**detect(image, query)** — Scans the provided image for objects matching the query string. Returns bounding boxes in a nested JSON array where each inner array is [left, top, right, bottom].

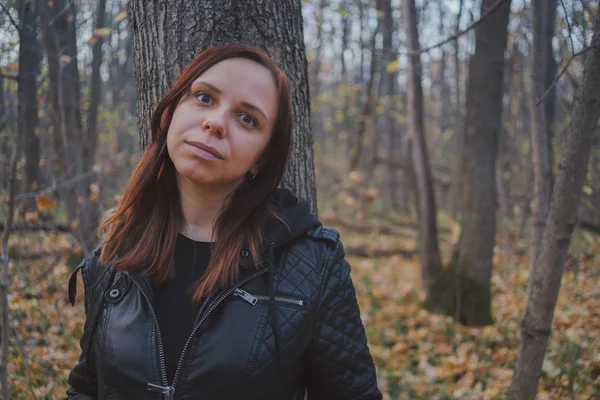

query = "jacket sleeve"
[[65, 258, 98, 399], [302, 240, 382, 400]]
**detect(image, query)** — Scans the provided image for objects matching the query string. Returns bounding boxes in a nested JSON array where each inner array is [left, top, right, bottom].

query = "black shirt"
[[153, 233, 212, 383]]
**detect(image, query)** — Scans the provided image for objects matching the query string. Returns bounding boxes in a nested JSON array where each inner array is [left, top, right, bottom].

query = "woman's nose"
[[202, 116, 225, 138]]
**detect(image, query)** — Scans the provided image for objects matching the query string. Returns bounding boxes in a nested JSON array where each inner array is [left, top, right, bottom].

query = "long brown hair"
[[99, 45, 292, 301]]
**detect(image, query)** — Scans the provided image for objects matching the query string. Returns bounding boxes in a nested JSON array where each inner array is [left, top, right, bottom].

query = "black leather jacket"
[[66, 189, 382, 400]]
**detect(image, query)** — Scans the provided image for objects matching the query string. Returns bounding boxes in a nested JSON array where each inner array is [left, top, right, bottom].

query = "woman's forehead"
[[191, 58, 278, 118]]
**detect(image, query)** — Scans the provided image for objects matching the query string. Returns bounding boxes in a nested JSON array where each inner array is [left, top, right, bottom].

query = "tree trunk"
[[401, 0, 443, 291], [41, 0, 94, 251], [508, 4, 600, 398], [447, 0, 464, 218], [76, 0, 107, 251], [378, 0, 399, 209], [86, 0, 107, 171], [127, 0, 317, 212], [310, 0, 327, 102], [431, 0, 511, 326], [349, 0, 381, 171], [529, 0, 557, 274], [17, 0, 41, 195], [0, 76, 5, 185], [40, 0, 64, 177]]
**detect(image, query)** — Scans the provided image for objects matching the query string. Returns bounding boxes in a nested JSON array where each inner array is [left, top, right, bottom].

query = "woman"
[[66, 44, 382, 400]]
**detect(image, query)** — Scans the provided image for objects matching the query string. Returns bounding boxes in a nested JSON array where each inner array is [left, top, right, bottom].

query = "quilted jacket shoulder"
[[298, 227, 381, 400]]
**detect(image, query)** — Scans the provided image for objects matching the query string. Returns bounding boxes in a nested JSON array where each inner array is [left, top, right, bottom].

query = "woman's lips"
[[186, 142, 223, 160]]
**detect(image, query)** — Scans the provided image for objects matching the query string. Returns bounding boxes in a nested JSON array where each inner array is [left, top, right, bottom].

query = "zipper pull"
[[147, 382, 175, 400], [233, 288, 258, 305]]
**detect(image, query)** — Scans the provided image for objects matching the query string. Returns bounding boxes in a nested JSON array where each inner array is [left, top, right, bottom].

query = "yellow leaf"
[[113, 9, 128, 23], [94, 27, 112, 39], [71, 219, 79, 230], [89, 37, 98, 46], [36, 195, 56, 212], [583, 185, 593, 195], [47, 0, 54, 8], [386, 60, 401, 73]]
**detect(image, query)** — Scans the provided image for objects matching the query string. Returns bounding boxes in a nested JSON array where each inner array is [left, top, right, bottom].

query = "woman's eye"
[[194, 91, 213, 105], [239, 113, 258, 128]]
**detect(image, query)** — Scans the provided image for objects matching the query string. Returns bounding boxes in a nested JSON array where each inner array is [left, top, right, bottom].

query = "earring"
[[247, 170, 257, 180]]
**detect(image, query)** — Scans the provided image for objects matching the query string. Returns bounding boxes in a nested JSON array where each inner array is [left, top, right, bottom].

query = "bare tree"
[[430, 0, 512, 326], [349, 0, 381, 171], [529, 0, 558, 273], [86, 0, 107, 172], [16, 0, 41, 196], [402, 0, 443, 290], [508, 3, 600, 398], [448, 0, 464, 217], [1, 1, 37, 395], [127, 0, 317, 210], [40, 0, 95, 251]]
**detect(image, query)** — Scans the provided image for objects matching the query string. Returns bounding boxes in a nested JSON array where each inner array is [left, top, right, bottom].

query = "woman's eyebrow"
[[194, 81, 222, 94], [240, 101, 268, 120]]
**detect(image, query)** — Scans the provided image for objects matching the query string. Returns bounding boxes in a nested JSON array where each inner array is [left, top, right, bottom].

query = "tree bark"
[[0, 75, 5, 185], [508, 3, 600, 398], [378, 0, 400, 209], [17, 0, 41, 195], [349, 0, 381, 171], [529, 0, 558, 274], [448, 0, 464, 218], [309, 0, 327, 102], [401, 0, 443, 290], [128, 0, 317, 212], [86, 0, 107, 171], [40, 0, 64, 176], [41, 0, 94, 251], [434, 0, 511, 326]]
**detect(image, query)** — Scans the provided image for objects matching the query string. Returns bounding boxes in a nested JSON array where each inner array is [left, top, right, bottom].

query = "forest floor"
[[5, 212, 600, 399]]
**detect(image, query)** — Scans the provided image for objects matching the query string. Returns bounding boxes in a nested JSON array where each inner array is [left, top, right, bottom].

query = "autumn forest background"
[[0, 0, 599, 399]]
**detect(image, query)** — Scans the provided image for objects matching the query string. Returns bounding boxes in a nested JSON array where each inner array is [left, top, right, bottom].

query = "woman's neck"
[[176, 175, 237, 242]]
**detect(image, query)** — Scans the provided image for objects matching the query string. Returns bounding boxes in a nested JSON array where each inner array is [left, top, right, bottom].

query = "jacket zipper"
[[170, 268, 269, 391], [233, 288, 305, 307], [127, 267, 268, 399], [125, 274, 171, 390]]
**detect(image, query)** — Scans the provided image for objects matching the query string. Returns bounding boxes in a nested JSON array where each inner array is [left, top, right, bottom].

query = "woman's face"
[[166, 58, 278, 190]]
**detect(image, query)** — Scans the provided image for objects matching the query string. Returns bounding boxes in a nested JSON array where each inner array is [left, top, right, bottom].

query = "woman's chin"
[[176, 170, 243, 190]]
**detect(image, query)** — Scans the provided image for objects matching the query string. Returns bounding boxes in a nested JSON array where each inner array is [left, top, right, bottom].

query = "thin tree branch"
[[0, 222, 71, 232], [0, 1, 21, 34], [406, 0, 510, 55], [14, 170, 94, 201], [47, 0, 73, 27], [559, 0, 576, 56], [315, 0, 509, 57], [536, 46, 597, 105]]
